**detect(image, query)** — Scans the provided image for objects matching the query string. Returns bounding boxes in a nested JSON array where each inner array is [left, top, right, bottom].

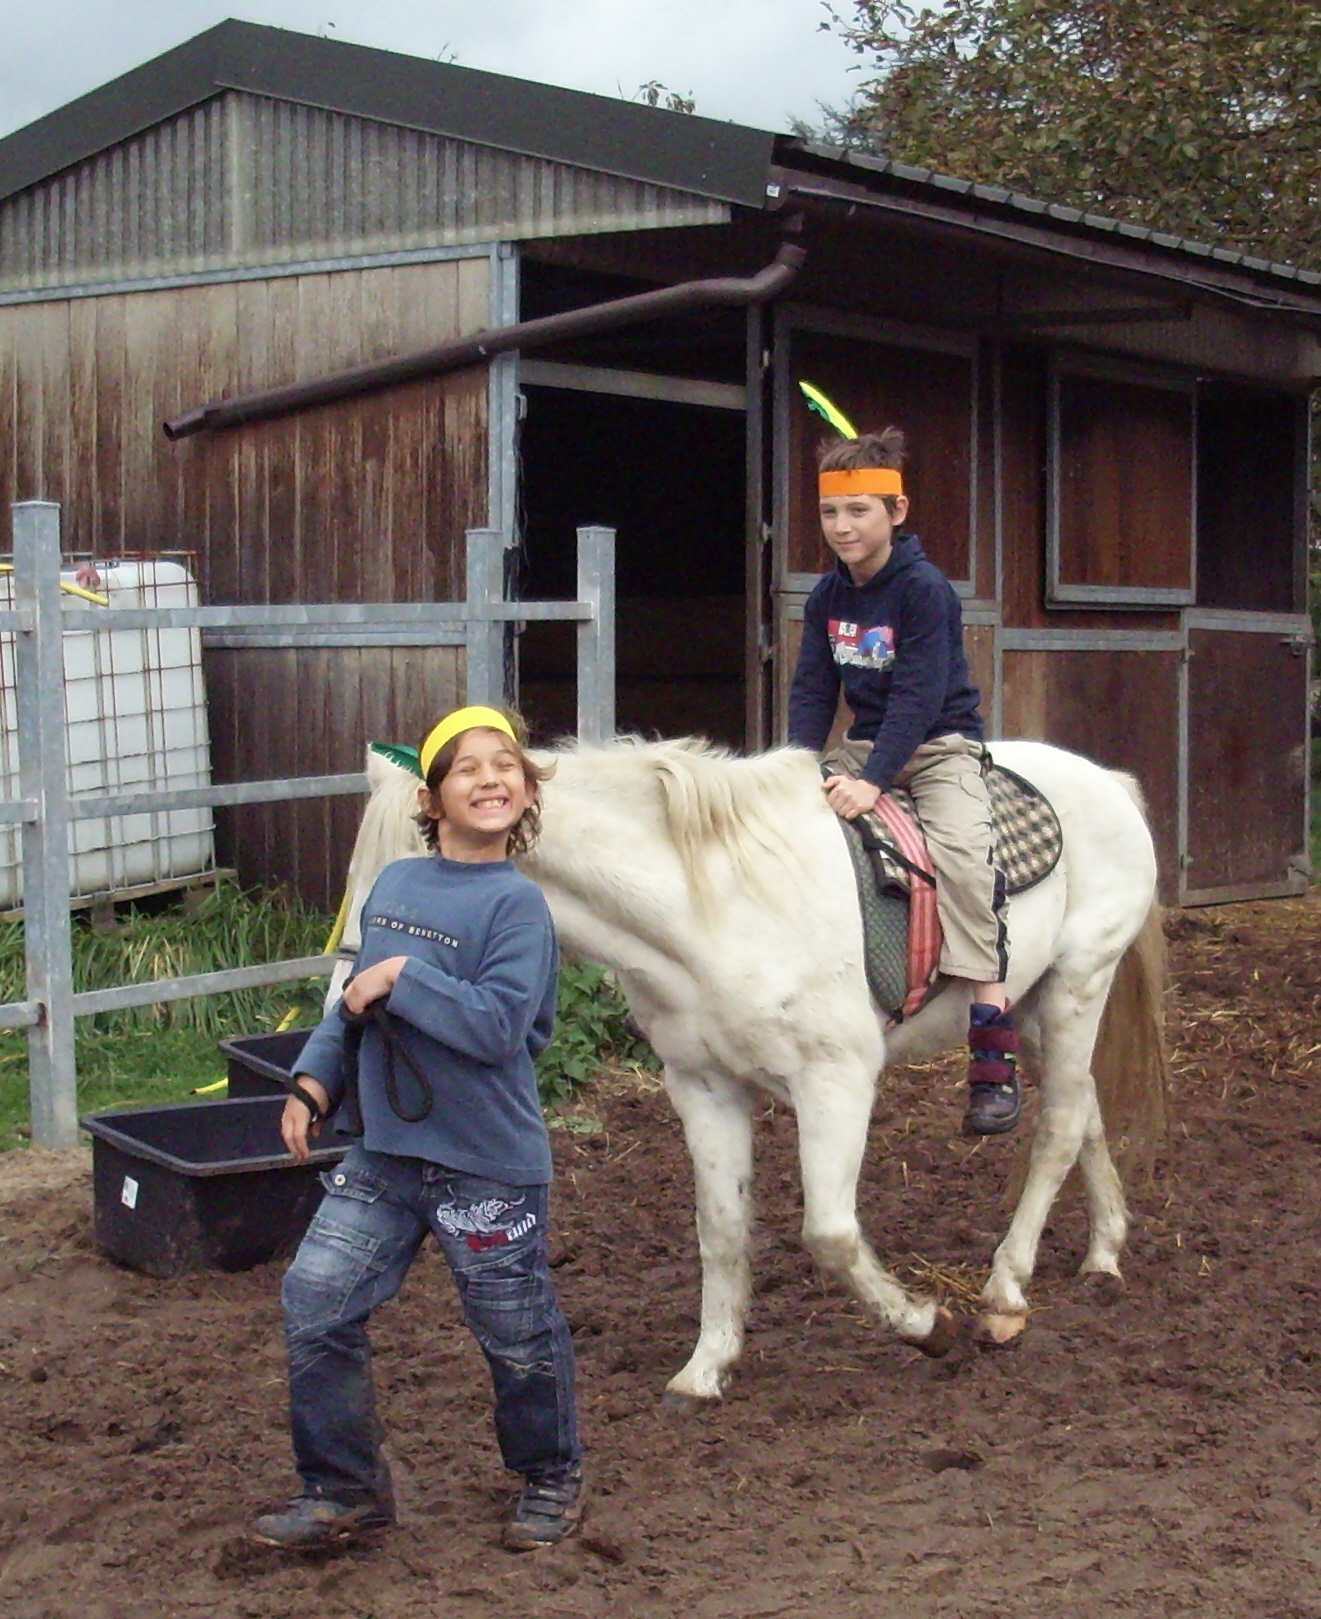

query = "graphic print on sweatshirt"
[[366, 913, 460, 949], [829, 619, 895, 671]]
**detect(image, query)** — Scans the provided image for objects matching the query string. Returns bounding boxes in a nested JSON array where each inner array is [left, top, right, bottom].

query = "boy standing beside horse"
[[253, 707, 584, 1554], [788, 421, 1020, 1136]]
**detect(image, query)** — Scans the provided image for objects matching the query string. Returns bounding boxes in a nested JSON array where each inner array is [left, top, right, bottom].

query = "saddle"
[[832, 760, 1063, 1024]]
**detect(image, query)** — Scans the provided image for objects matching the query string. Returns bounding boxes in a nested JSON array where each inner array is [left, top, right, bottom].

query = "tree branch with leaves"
[[828, 0, 1321, 270]]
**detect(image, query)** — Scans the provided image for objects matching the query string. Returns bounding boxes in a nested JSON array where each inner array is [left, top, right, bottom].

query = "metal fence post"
[[576, 526, 616, 742], [13, 502, 77, 1148], [465, 528, 508, 708]]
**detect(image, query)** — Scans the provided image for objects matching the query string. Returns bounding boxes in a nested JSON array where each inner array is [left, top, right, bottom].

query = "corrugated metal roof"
[[0, 19, 774, 212], [784, 140, 1321, 293], [0, 94, 729, 293]]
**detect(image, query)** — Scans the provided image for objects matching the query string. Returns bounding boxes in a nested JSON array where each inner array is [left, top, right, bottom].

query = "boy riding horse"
[[787, 421, 1019, 1136]]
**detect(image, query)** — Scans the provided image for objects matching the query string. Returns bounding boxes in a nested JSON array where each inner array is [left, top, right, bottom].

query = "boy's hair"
[[817, 426, 908, 517], [415, 708, 549, 857]]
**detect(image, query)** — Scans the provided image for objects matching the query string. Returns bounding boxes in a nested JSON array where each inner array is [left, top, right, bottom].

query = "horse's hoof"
[[974, 1311, 1028, 1347], [904, 1306, 958, 1359], [1080, 1269, 1125, 1307], [660, 1389, 719, 1417]]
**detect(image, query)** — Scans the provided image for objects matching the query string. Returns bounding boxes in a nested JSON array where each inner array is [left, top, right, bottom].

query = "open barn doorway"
[[515, 381, 746, 748]]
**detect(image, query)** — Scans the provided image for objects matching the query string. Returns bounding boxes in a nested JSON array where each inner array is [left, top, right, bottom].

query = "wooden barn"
[[0, 19, 1315, 908]]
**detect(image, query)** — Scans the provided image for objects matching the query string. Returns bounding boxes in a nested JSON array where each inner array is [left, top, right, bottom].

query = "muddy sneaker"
[[501, 1465, 586, 1552], [963, 1004, 1021, 1137], [250, 1495, 392, 1550]]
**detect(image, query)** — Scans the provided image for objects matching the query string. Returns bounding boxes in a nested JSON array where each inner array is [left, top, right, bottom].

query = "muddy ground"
[[3, 898, 1321, 1618]]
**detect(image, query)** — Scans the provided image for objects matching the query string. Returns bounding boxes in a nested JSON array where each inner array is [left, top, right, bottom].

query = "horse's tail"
[[1090, 771, 1170, 1181]]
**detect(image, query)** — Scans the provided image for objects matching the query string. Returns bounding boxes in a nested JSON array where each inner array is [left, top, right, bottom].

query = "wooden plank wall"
[[785, 330, 974, 585], [1001, 648, 1181, 892], [207, 646, 463, 909], [997, 348, 1182, 889], [0, 257, 490, 906]]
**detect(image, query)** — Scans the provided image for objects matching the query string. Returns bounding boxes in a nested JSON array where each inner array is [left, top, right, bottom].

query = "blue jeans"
[[281, 1146, 580, 1506]]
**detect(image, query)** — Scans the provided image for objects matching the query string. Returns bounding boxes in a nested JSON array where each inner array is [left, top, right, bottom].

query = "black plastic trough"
[[218, 1027, 315, 1098], [81, 1094, 347, 1279]]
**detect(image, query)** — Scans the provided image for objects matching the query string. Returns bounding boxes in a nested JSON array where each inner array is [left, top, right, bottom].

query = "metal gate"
[[2, 502, 616, 1148]]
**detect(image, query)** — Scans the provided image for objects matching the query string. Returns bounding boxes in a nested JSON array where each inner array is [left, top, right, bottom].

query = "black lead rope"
[[337, 997, 435, 1124], [287, 1077, 331, 1123]]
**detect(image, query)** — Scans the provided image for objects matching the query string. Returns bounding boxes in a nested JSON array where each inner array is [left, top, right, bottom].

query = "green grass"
[[0, 880, 332, 1151], [0, 880, 655, 1152]]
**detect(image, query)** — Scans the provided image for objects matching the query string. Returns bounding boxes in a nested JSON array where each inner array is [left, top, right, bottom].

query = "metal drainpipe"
[[163, 232, 808, 440]]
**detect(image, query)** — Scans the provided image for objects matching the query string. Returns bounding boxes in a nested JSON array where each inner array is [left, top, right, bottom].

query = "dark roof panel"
[[0, 25, 223, 204], [0, 18, 776, 209], [783, 139, 1321, 292]]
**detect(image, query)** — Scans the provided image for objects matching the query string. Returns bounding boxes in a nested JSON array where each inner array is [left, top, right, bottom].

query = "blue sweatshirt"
[[296, 854, 559, 1185], [787, 533, 983, 792]]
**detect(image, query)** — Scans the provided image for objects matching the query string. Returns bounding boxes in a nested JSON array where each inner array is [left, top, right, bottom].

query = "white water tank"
[[0, 559, 215, 908]]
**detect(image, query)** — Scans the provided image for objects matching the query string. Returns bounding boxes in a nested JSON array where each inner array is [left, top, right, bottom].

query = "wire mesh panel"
[[0, 559, 215, 906]]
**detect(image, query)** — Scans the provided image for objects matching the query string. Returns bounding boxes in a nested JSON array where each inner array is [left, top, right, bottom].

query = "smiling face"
[[417, 727, 535, 862], [818, 491, 909, 584]]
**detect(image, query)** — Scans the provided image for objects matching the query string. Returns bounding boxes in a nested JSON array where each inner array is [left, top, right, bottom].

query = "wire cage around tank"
[[0, 553, 216, 909]]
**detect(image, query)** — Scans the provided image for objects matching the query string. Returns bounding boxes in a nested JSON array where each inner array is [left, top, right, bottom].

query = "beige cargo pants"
[[830, 732, 1008, 984]]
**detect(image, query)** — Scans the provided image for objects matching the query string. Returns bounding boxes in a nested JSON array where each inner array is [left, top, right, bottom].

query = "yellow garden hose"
[[0, 561, 110, 606]]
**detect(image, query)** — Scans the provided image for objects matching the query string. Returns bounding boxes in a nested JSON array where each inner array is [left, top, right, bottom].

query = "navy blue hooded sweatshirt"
[[787, 533, 983, 792]]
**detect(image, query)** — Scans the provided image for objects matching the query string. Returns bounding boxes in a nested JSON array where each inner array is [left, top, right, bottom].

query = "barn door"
[[1182, 616, 1311, 903], [766, 306, 979, 742]]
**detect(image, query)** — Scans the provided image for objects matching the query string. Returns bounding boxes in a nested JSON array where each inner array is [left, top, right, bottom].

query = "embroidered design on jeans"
[[437, 1195, 538, 1250]]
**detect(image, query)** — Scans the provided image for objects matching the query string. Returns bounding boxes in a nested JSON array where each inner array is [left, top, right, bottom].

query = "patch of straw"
[[895, 1253, 987, 1306]]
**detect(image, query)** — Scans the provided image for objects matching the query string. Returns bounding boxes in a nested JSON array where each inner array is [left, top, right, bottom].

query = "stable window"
[[1196, 385, 1305, 614], [1047, 356, 1195, 608]]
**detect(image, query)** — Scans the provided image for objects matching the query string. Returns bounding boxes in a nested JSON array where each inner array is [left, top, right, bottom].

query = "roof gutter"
[[164, 233, 806, 440]]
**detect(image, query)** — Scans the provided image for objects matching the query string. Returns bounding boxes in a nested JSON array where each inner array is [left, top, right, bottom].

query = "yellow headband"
[[420, 706, 517, 780], [819, 468, 905, 499]]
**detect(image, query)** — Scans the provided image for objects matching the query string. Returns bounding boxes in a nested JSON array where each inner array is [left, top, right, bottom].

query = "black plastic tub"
[[82, 1094, 348, 1279], [218, 1028, 314, 1098]]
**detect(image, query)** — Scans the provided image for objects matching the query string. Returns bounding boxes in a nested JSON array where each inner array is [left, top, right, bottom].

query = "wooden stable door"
[[1183, 622, 1311, 903]]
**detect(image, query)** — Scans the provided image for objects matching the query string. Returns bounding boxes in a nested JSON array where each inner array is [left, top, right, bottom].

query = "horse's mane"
[[346, 737, 825, 934], [547, 736, 822, 909]]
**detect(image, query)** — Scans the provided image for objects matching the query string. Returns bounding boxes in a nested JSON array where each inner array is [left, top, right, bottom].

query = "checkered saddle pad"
[[837, 762, 1062, 1022]]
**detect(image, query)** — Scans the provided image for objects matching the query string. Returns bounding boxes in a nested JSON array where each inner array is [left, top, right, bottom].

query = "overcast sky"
[[0, 0, 865, 141]]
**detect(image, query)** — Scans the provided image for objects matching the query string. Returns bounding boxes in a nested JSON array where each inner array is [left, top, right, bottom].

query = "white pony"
[[332, 737, 1167, 1406]]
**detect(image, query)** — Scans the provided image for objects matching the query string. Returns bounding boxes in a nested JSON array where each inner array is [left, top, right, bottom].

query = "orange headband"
[[819, 469, 904, 498]]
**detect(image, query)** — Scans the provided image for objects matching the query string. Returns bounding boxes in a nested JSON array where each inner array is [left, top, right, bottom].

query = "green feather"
[[369, 740, 423, 778], [799, 381, 858, 440]]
